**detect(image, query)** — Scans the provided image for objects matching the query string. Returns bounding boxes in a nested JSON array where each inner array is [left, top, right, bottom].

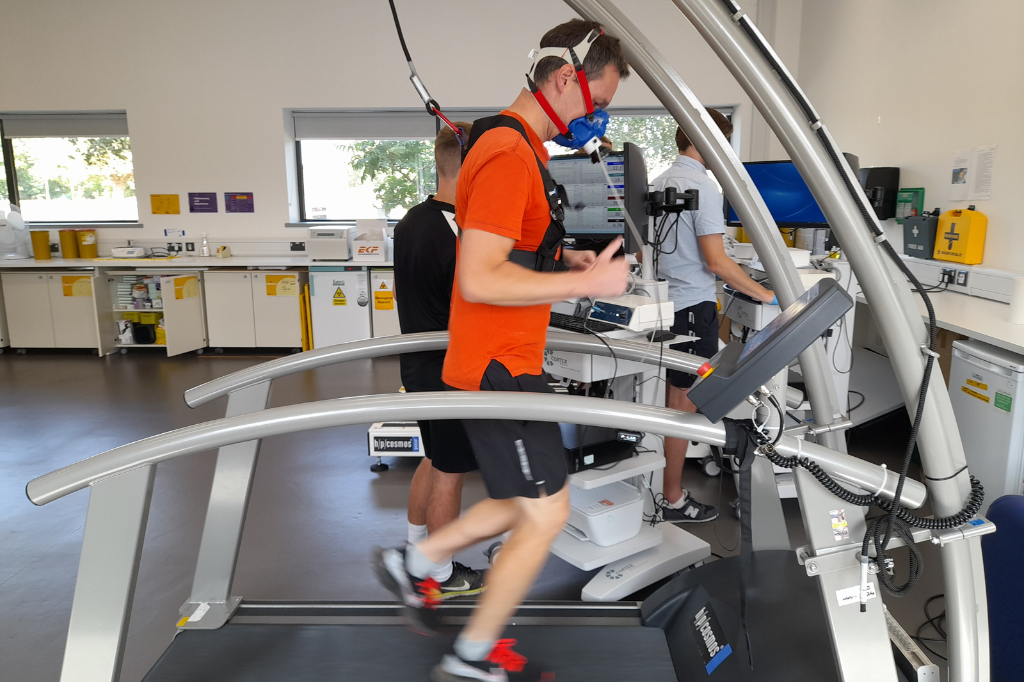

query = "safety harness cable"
[[387, 0, 465, 145]]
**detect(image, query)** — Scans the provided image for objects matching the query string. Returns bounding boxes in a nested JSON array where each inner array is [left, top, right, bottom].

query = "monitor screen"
[[726, 161, 828, 227], [547, 153, 625, 236]]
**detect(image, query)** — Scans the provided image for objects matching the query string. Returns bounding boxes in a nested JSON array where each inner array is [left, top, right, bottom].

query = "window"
[[298, 138, 435, 221], [545, 108, 735, 181], [0, 150, 8, 216], [0, 112, 138, 223]]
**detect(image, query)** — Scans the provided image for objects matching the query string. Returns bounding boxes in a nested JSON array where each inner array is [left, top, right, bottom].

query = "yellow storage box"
[[139, 312, 163, 325], [933, 206, 986, 265], [123, 311, 141, 323]]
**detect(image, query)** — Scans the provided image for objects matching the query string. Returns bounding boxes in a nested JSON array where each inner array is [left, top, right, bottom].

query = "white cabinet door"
[[310, 270, 371, 348], [92, 274, 117, 356], [1, 272, 55, 348], [251, 271, 304, 348], [204, 272, 256, 347], [47, 274, 98, 348], [161, 274, 207, 356], [370, 269, 401, 337]]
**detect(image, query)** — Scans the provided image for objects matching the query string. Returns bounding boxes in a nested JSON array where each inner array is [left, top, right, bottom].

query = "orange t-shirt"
[[442, 111, 553, 391]]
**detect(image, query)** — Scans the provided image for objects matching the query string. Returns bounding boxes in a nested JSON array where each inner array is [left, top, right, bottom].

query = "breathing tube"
[[387, 0, 465, 145]]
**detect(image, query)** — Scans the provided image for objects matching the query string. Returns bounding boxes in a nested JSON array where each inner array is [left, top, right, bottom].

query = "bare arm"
[[458, 230, 627, 307], [698, 233, 774, 304]]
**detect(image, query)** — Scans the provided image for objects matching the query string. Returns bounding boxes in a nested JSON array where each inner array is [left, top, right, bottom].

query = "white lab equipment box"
[[309, 267, 370, 348], [948, 339, 1024, 514], [367, 421, 423, 459], [369, 269, 401, 338], [566, 481, 644, 547]]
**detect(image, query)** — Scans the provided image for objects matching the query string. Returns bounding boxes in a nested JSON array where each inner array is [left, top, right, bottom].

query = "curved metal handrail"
[[28, 391, 925, 509], [184, 331, 705, 408]]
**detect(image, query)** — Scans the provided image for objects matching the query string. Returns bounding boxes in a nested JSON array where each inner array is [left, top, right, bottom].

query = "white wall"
[[798, 0, 1024, 270], [0, 0, 768, 251]]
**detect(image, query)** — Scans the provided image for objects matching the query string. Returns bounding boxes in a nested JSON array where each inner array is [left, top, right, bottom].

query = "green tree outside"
[[605, 116, 679, 175], [345, 139, 436, 216]]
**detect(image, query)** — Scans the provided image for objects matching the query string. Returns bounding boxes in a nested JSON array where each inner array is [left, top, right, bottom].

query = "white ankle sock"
[[429, 559, 454, 583], [407, 523, 428, 545]]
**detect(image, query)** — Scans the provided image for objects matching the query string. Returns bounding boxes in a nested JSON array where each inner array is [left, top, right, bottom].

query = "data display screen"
[[726, 161, 828, 227], [548, 153, 625, 235]]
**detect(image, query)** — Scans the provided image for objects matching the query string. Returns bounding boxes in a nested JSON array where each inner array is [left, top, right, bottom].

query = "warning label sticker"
[[966, 378, 988, 391], [961, 385, 990, 403], [333, 287, 346, 306], [374, 280, 394, 310], [830, 509, 849, 541]]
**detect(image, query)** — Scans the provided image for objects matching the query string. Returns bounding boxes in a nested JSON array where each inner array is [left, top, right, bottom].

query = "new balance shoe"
[[432, 639, 555, 682], [660, 494, 719, 523], [439, 561, 486, 600], [372, 546, 441, 634]]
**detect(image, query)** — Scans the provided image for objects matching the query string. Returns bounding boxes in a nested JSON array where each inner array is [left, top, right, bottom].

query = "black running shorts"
[[403, 353, 478, 474], [417, 419, 478, 474], [666, 301, 720, 390], [457, 360, 568, 499]]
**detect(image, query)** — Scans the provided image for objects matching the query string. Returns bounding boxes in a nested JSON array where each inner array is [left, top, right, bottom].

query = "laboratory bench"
[[0, 256, 397, 355]]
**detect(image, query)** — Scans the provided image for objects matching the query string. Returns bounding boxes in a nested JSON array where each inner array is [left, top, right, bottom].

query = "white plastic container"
[[566, 481, 644, 547]]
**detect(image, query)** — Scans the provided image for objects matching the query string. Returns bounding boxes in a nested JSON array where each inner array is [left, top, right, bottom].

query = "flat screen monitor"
[[547, 142, 646, 253], [726, 160, 828, 228]]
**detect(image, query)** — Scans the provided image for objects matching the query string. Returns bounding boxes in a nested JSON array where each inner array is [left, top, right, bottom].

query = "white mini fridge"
[[948, 339, 1024, 514], [309, 266, 371, 348]]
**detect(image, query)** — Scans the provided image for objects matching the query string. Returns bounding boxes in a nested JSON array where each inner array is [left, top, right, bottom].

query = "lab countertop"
[[857, 289, 1024, 357], [0, 256, 394, 269]]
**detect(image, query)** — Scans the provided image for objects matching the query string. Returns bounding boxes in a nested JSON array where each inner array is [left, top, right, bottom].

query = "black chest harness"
[[461, 115, 569, 273]]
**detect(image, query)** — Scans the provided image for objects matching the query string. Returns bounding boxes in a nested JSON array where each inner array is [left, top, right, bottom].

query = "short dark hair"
[[435, 122, 472, 179], [676, 108, 733, 153], [534, 19, 630, 85]]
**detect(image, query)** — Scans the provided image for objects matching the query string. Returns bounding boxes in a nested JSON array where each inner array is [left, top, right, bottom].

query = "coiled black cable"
[[862, 514, 922, 597]]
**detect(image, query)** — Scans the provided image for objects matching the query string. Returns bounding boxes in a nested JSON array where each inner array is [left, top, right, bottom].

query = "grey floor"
[[0, 349, 948, 682]]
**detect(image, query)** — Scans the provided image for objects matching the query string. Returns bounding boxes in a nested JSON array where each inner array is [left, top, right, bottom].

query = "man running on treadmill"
[[651, 111, 776, 523], [377, 19, 630, 681], [394, 122, 486, 600]]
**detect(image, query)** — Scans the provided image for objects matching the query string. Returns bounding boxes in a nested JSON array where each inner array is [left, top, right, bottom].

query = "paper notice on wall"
[[970, 146, 996, 201], [950, 149, 970, 201], [950, 146, 997, 202]]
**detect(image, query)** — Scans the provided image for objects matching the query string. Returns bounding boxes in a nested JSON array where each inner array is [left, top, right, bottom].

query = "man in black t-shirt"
[[393, 122, 485, 599]]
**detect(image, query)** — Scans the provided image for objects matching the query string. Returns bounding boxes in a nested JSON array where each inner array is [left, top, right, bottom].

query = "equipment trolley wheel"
[[700, 454, 721, 477]]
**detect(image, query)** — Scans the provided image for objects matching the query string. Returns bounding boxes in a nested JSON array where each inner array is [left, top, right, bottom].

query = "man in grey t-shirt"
[[652, 108, 775, 523]]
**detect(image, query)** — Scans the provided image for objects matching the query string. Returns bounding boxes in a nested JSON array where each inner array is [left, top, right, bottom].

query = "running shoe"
[[372, 546, 441, 634], [660, 494, 719, 523], [432, 639, 555, 681], [439, 561, 486, 600]]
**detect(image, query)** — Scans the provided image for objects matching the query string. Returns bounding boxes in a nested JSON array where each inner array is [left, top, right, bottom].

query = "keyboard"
[[549, 311, 619, 334], [724, 279, 773, 303]]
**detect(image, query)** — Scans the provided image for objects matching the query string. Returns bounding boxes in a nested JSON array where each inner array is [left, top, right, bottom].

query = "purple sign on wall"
[[188, 192, 218, 213], [225, 192, 255, 213]]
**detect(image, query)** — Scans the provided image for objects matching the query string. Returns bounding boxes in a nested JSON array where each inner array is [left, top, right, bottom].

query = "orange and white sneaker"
[[431, 639, 555, 681]]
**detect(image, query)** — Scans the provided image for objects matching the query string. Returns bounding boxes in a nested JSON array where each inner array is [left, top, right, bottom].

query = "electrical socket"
[[956, 270, 969, 286], [290, 241, 306, 252], [941, 268, 955, 284], [185, 242, 195, 252], [175, 242, 183, 252]]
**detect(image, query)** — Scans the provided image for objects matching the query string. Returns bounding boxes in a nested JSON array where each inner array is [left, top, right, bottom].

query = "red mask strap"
[[567, 47, 595, 117], [527, 75, 570, 136]]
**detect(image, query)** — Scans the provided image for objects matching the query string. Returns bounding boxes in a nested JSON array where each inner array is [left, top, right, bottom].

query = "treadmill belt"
[[143, 623, 677, 682]]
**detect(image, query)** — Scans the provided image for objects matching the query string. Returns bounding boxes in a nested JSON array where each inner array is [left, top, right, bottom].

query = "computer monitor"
[[547, 142, 646, 253], [725, 160, 828, 228]]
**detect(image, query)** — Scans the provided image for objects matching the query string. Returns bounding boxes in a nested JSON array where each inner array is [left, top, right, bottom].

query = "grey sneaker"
[[661, 495, 719, 523], [372, 546, 440, 634]]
